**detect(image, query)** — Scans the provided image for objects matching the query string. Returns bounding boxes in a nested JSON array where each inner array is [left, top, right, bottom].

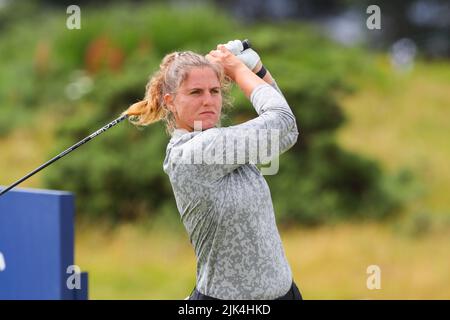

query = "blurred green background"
[[0, 0, 449, 299]]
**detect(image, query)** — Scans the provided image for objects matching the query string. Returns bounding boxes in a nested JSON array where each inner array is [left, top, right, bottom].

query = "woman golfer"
[[123, 40, 301, 300]]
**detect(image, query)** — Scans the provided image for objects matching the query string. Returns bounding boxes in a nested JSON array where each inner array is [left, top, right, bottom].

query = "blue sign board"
[[0, 187, 88, 300]]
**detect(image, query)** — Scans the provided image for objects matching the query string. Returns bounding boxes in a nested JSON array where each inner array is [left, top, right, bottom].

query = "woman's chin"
[[202, 123, 216, 130], [194, 119, 218, 130]]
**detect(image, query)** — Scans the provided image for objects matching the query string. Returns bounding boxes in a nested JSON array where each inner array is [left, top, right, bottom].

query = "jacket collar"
[[171, 128, 191, 140]]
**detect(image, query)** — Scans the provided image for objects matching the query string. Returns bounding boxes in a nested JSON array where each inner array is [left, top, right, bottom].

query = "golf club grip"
[[242, 39, 251, 51]]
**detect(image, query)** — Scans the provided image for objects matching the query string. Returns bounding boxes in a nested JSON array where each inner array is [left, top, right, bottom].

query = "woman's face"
[[165, 67, 222, 132]]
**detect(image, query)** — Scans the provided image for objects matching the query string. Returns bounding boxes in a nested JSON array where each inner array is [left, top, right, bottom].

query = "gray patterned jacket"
[[163, 83, 299, 299]]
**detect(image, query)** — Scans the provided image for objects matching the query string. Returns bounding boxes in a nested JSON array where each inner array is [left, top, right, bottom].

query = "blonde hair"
[[122, 51, 232, 135]]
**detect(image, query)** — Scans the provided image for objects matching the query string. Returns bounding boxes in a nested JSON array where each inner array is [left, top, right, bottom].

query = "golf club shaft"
[[0, 114, 128, 197]]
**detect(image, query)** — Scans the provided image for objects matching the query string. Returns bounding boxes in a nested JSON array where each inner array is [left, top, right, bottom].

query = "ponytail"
[[122, 71, 169, 126], [122, 51, 230, 135]]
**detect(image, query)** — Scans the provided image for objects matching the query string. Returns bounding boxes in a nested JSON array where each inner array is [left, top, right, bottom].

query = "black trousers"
[[189, 281, 303, 300]]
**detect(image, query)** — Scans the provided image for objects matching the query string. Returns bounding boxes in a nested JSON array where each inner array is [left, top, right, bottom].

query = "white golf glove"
[[224, 39, 260, 71]]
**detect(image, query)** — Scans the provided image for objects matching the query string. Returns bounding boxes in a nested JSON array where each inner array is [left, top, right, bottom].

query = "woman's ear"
[[164, 93, 175, 113]]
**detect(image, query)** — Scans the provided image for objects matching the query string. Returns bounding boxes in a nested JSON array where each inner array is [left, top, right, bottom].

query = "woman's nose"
[[202, 92, 215, 105]]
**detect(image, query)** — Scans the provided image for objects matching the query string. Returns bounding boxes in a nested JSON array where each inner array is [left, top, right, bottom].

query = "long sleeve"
[[162, 85, 296, 300], [166, 83, 299, 181]]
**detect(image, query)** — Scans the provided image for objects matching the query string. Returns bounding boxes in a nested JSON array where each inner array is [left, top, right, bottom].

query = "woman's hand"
[[207, 44, 266, 98], [224, 40, 262, 73], [205, 45, 247, 81]]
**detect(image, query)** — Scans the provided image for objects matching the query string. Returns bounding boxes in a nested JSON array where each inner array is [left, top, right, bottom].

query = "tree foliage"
[[0, 3, 410, 224]]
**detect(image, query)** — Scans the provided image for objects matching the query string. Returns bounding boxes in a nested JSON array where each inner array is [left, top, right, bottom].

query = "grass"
[[75, 221, 450, 299], [0, 110, 57, 189], [74, 219, 196, 299], [285, 223, 450, 299], [337, 57, 450, 216]]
